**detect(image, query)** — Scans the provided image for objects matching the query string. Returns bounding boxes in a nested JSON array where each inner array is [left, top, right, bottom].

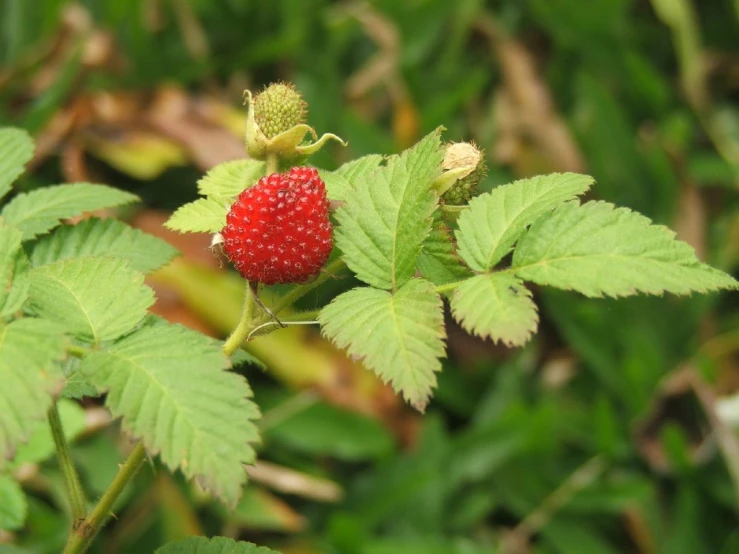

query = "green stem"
[[266, 153, 280, 175], [48, 403, 87, 521], [272, 257, 346, 314], [244, 310, 321, 341], [62, 442, 147, 554], [283, 309, 320, 321], [223, 282, 257, 356], [434, 280, 466, 295]]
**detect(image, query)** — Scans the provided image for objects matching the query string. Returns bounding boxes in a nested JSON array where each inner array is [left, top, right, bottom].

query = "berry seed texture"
[[222, 167, 333, 285]]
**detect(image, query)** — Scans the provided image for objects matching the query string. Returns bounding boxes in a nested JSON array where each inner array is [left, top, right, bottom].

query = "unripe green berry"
[[253, 82, 308, 139], [440, 142, 486, 205]]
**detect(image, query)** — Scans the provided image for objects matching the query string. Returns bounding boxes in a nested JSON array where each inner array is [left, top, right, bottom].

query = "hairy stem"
[[223, 282, 257, 356], [62, 442, 147, 554], [283, 309, 321, 321], [245, 310, 321, 341], [48, 402, 86, 521], [272, 257, 346, 314]]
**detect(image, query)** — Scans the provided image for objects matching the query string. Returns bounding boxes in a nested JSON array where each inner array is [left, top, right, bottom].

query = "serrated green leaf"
[[320, 154, 384, 202], [1, 183, 138, 240], [456, 173, 594, 271], [230, 348, 267, 371], [450, 273, 538, 347], [335, 153, 384, 181], [79, 324, 260, 508], [30, 218, 179, 274], [11, 399, 85, 467], [165, 197, 230, 234], [319, 279, 446, 411], [512, 200, 739, 297], [28, 257, 154, 343], [197, 159, 266, 198], [0, 475, 26, 531], [0, 318, 67, 469], [317, 169, 352, 202], [0, 224, 29, 318], [1, 257, 28, 319], [335, 130, 444, 290], [0, 128, 34, 202], [155, 536, 281, 554], [61, 370, 99, 399], [416, 215, 472, 287]]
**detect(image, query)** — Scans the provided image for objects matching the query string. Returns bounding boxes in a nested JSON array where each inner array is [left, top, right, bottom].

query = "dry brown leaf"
[[674, 181, 707, 259], [343, 2, 419, 147], [246, 460, 343, 503], [476, 14, 586, 175]]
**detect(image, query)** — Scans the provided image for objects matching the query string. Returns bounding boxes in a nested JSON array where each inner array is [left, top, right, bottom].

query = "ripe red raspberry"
[[222, 167, 333, 285]]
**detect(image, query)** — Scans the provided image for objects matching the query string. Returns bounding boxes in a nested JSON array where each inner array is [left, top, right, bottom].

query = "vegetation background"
[[1, 0, 739, 552]]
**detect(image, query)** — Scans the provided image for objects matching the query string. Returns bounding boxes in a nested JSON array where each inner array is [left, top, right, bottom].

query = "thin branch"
[[62, 442, 147, 554], [48, 402, 87, 521]]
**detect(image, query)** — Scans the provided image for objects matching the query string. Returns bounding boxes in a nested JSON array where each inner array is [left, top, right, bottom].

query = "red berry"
[[221, 167, 333, 285]]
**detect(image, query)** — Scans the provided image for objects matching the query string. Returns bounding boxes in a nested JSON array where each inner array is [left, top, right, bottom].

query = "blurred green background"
[[2, 0, 739, 553]]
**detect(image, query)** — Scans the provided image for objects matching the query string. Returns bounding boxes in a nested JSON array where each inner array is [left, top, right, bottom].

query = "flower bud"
[[243, 82, 346, 161], [434, 142, 487, 205]]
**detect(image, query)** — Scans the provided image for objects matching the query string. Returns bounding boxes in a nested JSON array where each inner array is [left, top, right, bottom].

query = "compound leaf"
[[1, 183, 138, 240], [79, 323, 260, 508], [317, 169, 351, 202], [31, 218, 178, 274], [319, 279, 446, 411], [335, 154, 384, 182], [28, 257, 154, 344], [165, 197, 229, 234], [197, 159, 265, 199], [416, 214, 472, 287], [450, 273, 538, 347], [0, 318, 67, 469], [321, 154, 384, 201], [456, 173, 594, 271], [0, 127, 34, 202], [334, 129, 443, 290], [0, 224, 29, 318], [513, 200, 739, 297]]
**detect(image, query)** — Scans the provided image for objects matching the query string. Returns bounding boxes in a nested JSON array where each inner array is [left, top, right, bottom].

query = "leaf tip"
[[410, 396, 429, 413]]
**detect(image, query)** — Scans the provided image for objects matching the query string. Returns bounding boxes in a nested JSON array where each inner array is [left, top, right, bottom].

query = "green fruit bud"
[[253, 82, 307, 139], [437, 142, 487, 205], [243, 82, 346, 161]]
